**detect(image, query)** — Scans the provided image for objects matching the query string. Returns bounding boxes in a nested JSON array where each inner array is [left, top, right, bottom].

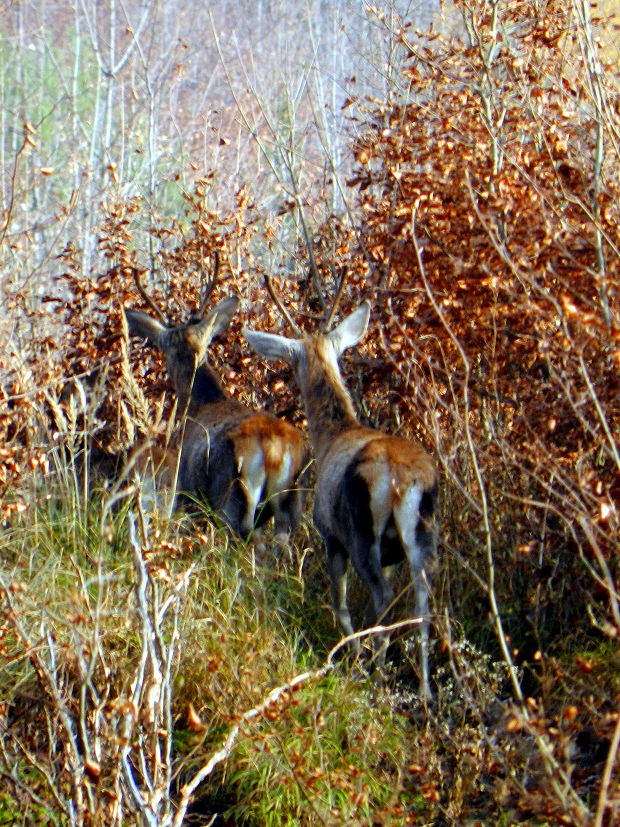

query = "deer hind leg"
[[354, 538, 394, 666], [324, 536, 358, 649], [394, 485, 433, 699], [263, 454, 298, 552], [279, 485, 305, 533], [271, 486, 304, 554], [218, 479, 248, 537], [259, 491, 291, 560], [356, 477, 394, 660], [356, 538, 394, 623]]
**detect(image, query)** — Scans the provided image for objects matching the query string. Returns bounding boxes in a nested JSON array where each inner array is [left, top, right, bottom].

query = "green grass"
[[0, 471, 426, 824], [0, 455, 614, 825], [224, 672, 409, 825]]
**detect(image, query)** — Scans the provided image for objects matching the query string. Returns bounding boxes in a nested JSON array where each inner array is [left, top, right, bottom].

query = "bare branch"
[[172, 619, 420, 826], [594, 710, 620, 827]]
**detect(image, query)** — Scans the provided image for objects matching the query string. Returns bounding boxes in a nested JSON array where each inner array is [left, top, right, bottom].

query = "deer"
[[123, 262, 307, 548], [243, 298, 438, 698]]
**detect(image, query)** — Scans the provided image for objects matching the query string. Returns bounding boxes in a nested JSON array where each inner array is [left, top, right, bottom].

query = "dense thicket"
[[0, 1, 618, 824]]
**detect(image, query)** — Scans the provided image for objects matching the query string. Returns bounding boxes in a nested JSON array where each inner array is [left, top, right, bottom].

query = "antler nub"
[[264, 273, 302, 336], [132, 268, 168, 325], [196, 250, 220, 319], [323, 266, 348, 333]]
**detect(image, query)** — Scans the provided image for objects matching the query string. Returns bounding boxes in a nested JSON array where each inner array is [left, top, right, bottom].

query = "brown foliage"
[[312, 0, 620, 648], [300, 5, 619, 819], [0, 3, 618, 823], [0, 179, 308, 512]]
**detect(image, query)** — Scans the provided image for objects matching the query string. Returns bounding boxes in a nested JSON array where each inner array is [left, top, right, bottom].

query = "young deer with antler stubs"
[[124, 264, 306, 545], [244, 300, 438, 697]]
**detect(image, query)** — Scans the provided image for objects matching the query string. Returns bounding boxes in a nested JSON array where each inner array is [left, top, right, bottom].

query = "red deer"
[[123, 268, 306, 547], [244, 300, 438, 697]]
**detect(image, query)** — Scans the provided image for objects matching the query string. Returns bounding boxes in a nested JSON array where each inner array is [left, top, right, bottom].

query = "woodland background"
[[0, 0, 618, 824]]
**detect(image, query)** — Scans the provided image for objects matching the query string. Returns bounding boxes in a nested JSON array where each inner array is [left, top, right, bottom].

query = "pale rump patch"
[[237, 444, 267, 534], [265, 452, 293, 499], [230, 415, 305, 536], [367, 468, 392, 540], [356, 433, 437, 504], [393, 485, 425, 564]]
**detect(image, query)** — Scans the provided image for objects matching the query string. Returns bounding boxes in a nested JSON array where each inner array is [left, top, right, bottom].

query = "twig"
[[594, 711, 620, 827], [410, 204, 591, 825], [323, 266, 349, 333]]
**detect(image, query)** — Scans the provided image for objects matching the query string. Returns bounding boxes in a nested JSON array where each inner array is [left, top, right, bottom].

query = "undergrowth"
[[0, 1, 618, 824], [1, 455, 616, 825]]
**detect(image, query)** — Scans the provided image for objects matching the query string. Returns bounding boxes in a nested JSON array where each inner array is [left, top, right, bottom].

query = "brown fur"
[[301, 338, 437, 498], [301, 338, 359, 460], [190, 397, 255, 431], [232, 414, 306, 475]]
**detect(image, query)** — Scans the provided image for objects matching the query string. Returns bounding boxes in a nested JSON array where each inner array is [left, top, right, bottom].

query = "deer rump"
[[177, 407, 305, 536], [314, 430, 438, 586]]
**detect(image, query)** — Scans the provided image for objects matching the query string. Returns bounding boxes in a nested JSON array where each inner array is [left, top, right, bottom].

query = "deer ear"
[[328, 301, 370, 355], [243, 328, 302, 365], [124, 308, 167, 348], [193, 296, 239, 347]]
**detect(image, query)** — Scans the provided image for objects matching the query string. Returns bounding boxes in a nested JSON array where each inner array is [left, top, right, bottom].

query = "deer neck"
[[299, 338, 359, 460], [190, 363, 227, 405], [172, 360, 227, 413]]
